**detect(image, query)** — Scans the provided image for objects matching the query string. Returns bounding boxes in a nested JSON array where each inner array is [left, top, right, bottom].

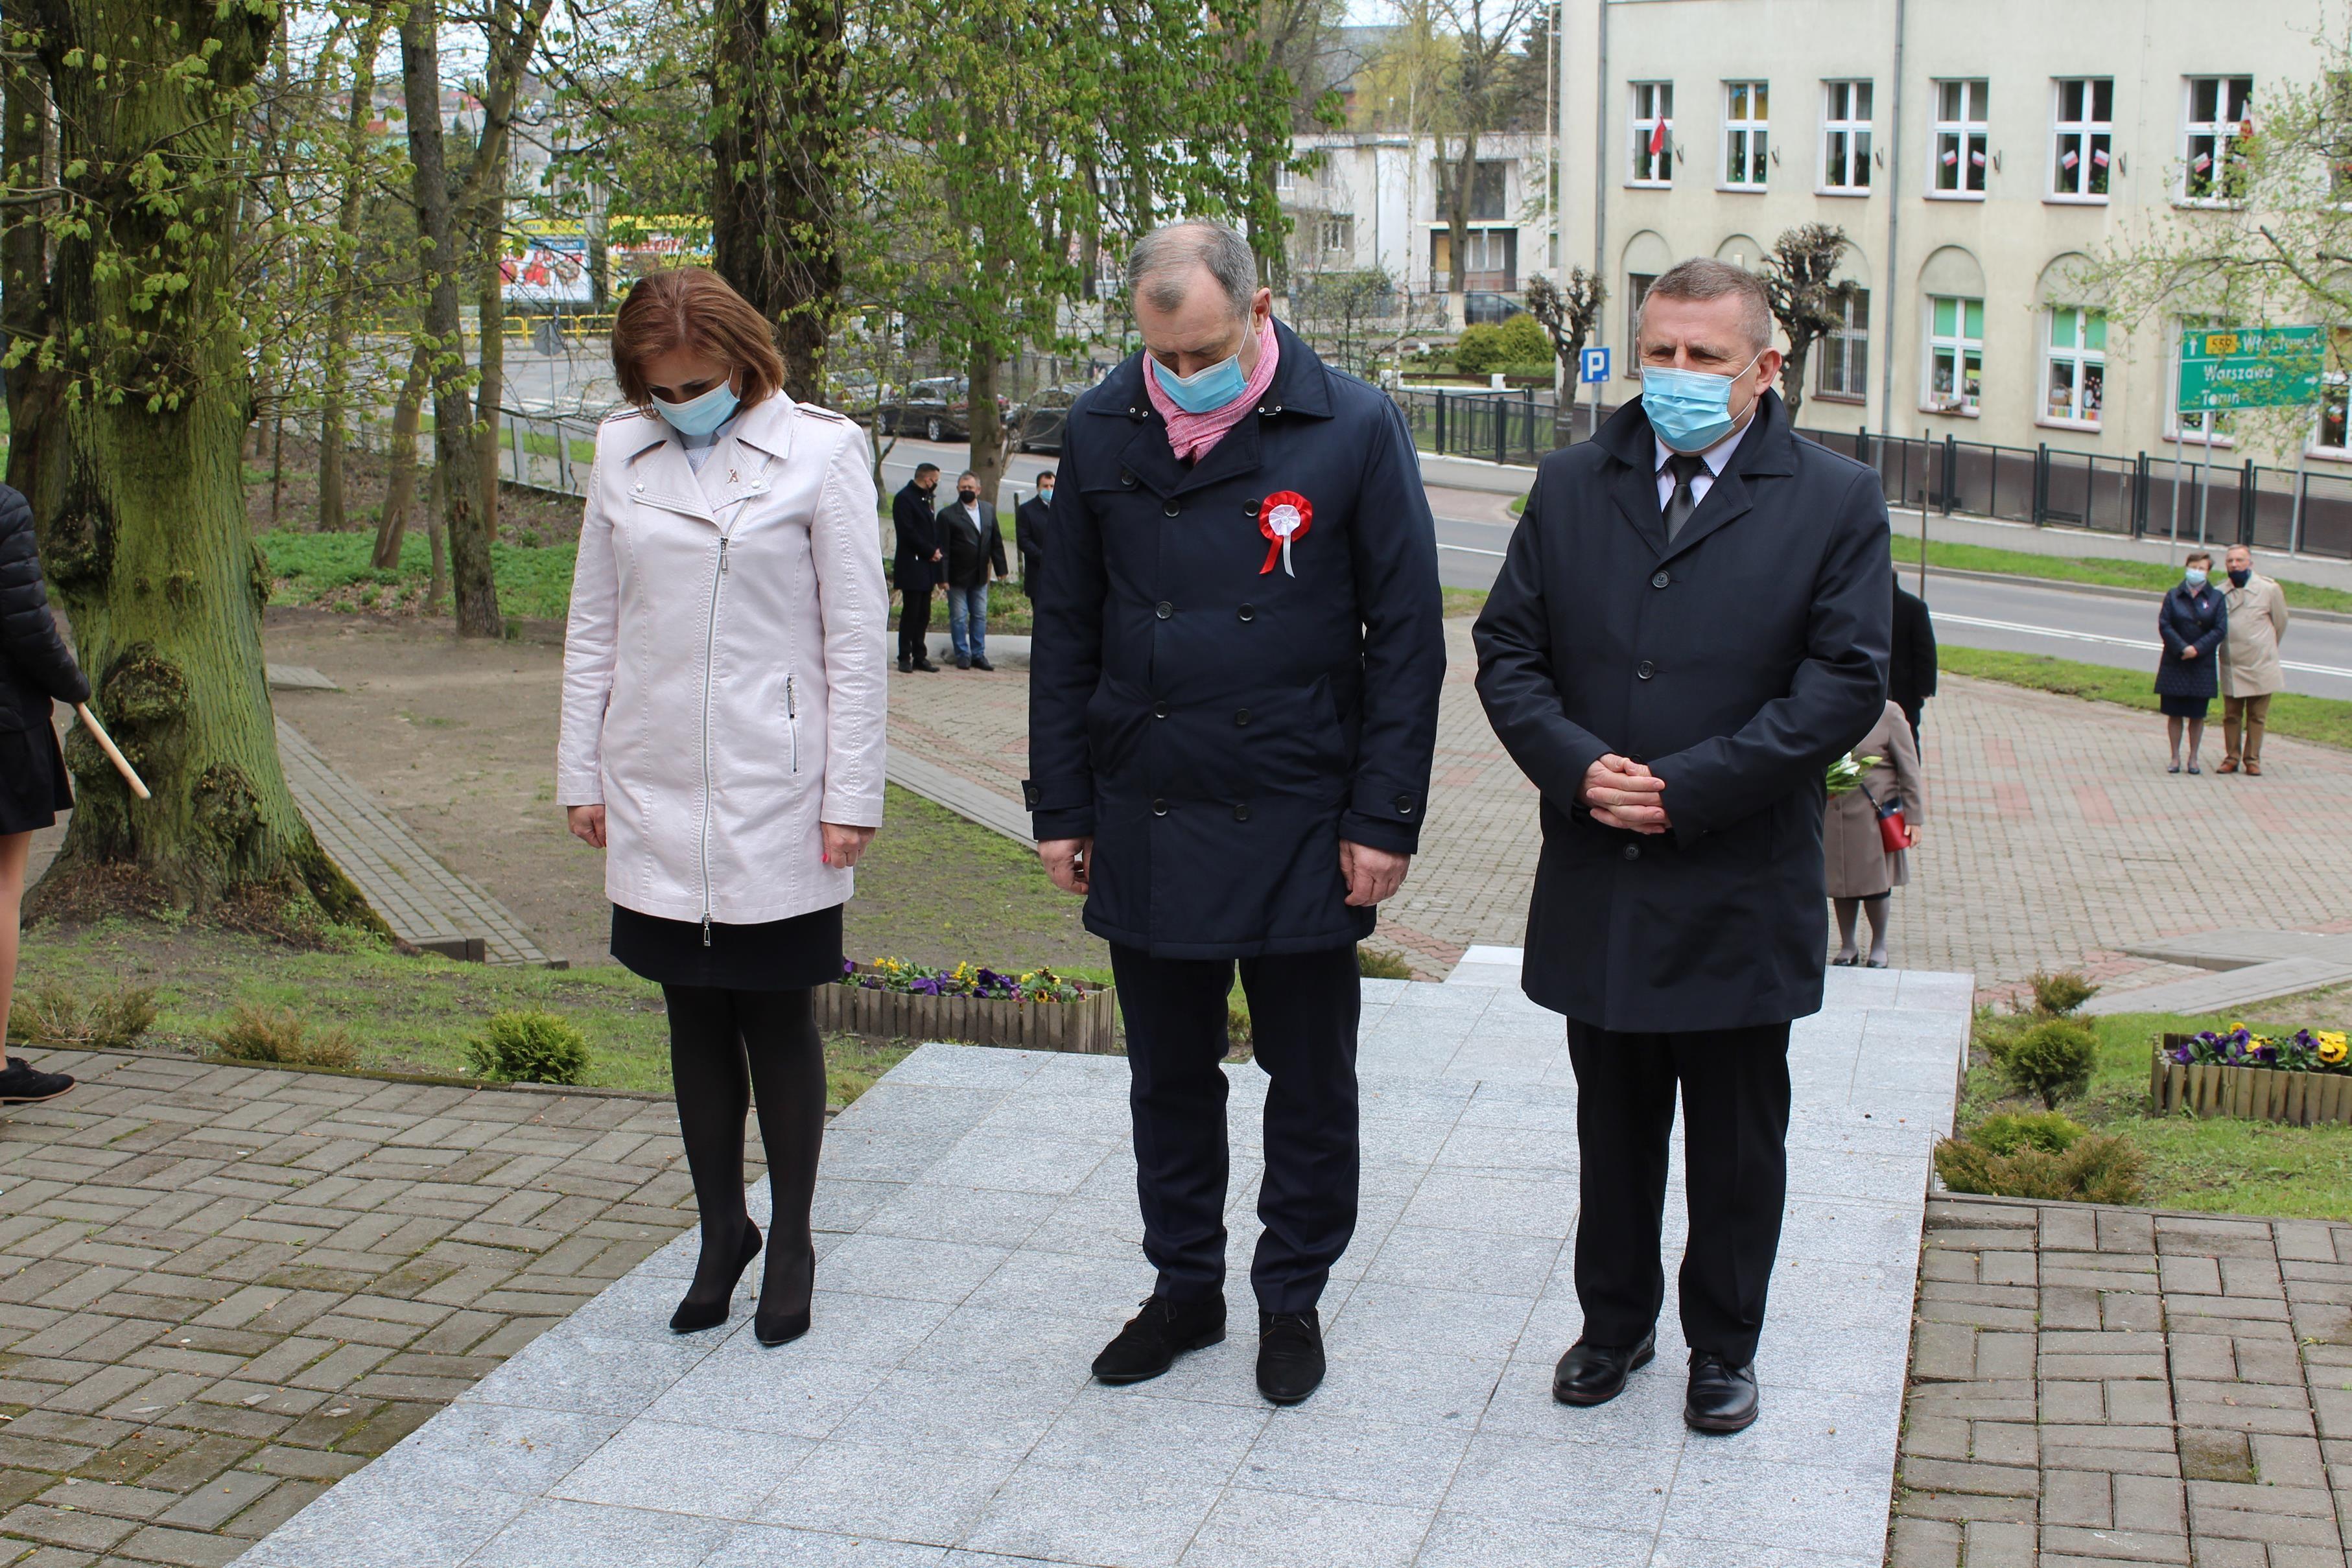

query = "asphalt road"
[[872, 433, 2352, 701]]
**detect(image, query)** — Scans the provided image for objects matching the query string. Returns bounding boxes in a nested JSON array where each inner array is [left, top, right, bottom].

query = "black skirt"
[[0, 719, 73, 835], [2159, 694, 2211, 719], [610, 901, 845, 992]]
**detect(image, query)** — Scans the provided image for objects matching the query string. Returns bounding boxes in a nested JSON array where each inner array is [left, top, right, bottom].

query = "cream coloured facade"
[[1558, 0, 2352, 467]]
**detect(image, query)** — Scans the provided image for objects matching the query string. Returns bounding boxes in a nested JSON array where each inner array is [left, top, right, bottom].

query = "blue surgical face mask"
[[2184, 567, 2209, 589], [1150, 349, 1248, 414], [1640, 352, 1763, 453], [652, 379, 740, 438]]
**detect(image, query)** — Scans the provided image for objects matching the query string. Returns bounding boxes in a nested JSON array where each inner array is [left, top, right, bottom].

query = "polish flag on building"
[[1649, 118, 1669, 159]]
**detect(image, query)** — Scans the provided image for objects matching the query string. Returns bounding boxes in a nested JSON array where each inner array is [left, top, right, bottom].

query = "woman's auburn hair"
[[611, 266, 786, 408]]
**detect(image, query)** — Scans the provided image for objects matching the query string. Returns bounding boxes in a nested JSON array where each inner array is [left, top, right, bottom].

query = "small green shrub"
[[1357, 948, 1414, 981], [210, 1005, 358, 1069], [2025, 969, 2100, 1017], [1971, 1110, 2087, 1157], [1494, 313, 1549, 364], [1452, 323, 1508, 375], [466, 1010, 590, 1084], [1935, 1130, 2143, 1205], [8, 983, 158, 1051], [1990, 1019, 2098, 1109]]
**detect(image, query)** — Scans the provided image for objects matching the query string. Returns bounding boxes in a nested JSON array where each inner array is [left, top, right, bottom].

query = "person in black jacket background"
[[2156, 551, 2227, 774], [891, 463, 942, 672], [1014, 470, 1054, 595], [1890, 581, 1938, 746], [938, 471, 1008, 670], [0, 483, 86, 1106], [1027, 220, 1442, 1407], [1474, 259, 1890, 1435]]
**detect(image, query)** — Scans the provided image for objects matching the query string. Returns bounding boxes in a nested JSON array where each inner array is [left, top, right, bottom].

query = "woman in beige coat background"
[[1826, 699, 1925, 968]]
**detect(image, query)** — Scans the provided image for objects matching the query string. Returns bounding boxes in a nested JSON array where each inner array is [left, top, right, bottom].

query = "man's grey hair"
[[1637, 257, 1774, 353], [1126, 220, 1258, 318]]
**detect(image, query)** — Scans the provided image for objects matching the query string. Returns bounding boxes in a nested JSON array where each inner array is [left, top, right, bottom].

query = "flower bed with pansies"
[[2149, 1024, 2352, 1125], [815, 957, 1117, 1053]]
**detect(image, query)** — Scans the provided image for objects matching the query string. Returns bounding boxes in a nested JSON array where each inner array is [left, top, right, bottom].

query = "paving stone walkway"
[[1892, 1195, 2352, 1568], [0, 1049, 707, 1568], [882, 622, 2352, 997]]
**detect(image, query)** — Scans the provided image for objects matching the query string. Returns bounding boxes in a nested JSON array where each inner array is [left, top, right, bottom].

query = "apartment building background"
[[1557, 0, 2352, 470]]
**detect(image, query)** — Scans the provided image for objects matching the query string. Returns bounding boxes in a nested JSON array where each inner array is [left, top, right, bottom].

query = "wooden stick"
[[75, 703, 150, 801]]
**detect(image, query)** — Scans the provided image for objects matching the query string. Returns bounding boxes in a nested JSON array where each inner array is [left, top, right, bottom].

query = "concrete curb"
[[1911, 563, 2352, 626]]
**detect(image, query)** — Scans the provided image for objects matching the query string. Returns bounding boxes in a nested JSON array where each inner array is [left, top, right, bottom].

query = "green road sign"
[[2178, 325, 2323, 412]]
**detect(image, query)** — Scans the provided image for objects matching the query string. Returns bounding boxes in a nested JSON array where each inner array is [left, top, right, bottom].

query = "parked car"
[[878, 376, 979, 442], [828, 371, 883, 421], [1010, 382, 1094, 454], [1463, 292, 1526, 327]]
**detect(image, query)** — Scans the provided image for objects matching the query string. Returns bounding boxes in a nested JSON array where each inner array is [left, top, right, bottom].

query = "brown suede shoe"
[[2246, 759, 2263, 776], [2217, 758, 2239, 773]]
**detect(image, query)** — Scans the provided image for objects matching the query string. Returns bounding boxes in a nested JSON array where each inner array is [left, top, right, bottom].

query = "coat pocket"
[[784, 673, 801, 774]]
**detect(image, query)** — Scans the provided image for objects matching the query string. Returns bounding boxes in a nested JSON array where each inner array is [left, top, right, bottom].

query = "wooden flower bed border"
[[2148, 1033, 2352, 1126], [815, 965, 1118, 1055]]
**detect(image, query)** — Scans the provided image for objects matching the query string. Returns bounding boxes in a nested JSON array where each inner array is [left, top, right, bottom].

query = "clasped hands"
[[1040, 837, 1410, 907], [1581, 753, 1672, 834]]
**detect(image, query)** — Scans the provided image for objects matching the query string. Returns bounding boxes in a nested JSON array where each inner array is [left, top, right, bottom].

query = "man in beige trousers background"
[[2218, 544, 2289, 776]]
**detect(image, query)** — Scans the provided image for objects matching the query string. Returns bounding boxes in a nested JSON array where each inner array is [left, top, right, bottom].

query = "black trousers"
[[897, 583, 933, 662], [1565, 1019, 1792, 1366], [1109, 943, 1361, 1315]]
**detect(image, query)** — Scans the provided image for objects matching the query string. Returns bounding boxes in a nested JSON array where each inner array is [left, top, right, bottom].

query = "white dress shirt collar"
[[1653, 415, 1752, 509]]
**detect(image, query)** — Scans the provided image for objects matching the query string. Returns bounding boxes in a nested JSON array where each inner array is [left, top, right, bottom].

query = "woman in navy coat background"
[[2155, 550, 2227, 774]]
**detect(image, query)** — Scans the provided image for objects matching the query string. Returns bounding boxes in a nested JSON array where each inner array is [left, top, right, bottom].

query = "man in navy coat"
[[1028, 220, 1443, 1406], [1474, 259, 1890, 1434], [892, 462, 942, 672]]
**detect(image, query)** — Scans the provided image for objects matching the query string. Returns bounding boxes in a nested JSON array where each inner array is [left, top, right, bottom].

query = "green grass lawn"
[[1940, 646, 2352, 751], [257, 528, 578, 620], [1894, 537, 2352, 614], [1958, 989, 2352, 1219]]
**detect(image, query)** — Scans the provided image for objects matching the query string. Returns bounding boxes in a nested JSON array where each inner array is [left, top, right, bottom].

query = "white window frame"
[[1275, 162, 1297, 194], [1722, 80, 1769, 190], [2050, 78, 2114, 202], [1629, 82, 1675, 187], [1317, 215, 1353, 256], [2040, 307, 2107, 430], [2180, 75, 2254, 206], [1931, 78, 1990, 198], [2314, 366, 2351, 457], [1923, 296, 1983, 415], [1817, 287, 1869, 402], [2167, 318, 2237, 447], [1820, 80, 1873, 194]]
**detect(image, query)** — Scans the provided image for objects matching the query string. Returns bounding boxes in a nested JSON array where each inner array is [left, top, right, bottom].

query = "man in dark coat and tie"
[[1028, 220, 1444, 1407], [892, 462, 942, 672], [1474, 257, 1891, 1435], [1015, 469, 1055, 594]]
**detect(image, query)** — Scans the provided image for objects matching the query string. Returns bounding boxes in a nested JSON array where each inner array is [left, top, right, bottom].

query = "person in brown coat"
[[1826, 699, 1925, 968]]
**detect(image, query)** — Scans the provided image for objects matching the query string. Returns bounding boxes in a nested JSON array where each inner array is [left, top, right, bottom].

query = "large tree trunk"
[[372, 342, 432, 570], [18, 0, 379, 926], [3, 54, 58, 510], [317, 2, 391, 533], [401, 0, 502, 638], [476, 200, 507, 537], [1446, 133, 1477, 329], [966, 347, 1005, 504], [709, 0, 846, 402]]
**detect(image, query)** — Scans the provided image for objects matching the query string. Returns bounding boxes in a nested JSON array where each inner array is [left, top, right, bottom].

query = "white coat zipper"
[[785, 675, 800, 773], [700, 535, 730, 946]]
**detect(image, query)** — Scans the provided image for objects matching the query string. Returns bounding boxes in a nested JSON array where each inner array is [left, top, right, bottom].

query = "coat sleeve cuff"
[[556, 773, 603, 806], [1031, 806, 1096, 841], [1339, 812, 1420, 856]]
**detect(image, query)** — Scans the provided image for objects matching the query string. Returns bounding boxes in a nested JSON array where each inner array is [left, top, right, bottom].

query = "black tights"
[[664, 985, 826, 1318]]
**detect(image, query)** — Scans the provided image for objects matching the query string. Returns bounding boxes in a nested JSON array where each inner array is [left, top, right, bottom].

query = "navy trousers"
[[1109, 943, 1361, 1315], [1565, 1019, 1793, 1366]]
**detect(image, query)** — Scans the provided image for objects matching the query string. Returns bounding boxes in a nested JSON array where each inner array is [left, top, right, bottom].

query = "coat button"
[[1163, 500, 1180, 517], [1243, 500, 1260, 516], [1652, 570, 1670, 589], [1623, 843, 1641, 861], [1155, 601, 1173, 620], [1121, 472, 1136, 487], [1153, 701, 1169, 719], [1637, 660, 1655, 680], [1237, 604, 1256, 622], [1152, 799, 1170, 817], [1234, 708, 1252, 726], [1394, 793, 1415, 815], [1234, 802, 1252, 822]]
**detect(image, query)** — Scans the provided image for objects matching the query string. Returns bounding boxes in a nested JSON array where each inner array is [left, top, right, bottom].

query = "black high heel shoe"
[[753, 1245, 814, 1347], [670, 1223, 762, 1334]]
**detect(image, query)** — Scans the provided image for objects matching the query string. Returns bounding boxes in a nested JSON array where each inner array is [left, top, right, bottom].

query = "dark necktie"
[[1662, 453, 1708, 541]]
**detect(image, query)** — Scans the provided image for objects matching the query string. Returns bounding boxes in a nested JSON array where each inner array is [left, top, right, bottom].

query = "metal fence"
[[1390, 387, 2352, 560], [351, 406, 600, 500]]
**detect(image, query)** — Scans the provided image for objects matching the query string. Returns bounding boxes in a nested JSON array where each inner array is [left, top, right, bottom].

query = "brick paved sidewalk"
[[0, 1048, 710, 1568], [1892, 1195, 2352, 1568]]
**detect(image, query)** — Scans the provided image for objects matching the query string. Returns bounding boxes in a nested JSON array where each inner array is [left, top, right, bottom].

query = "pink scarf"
[[1144, 318, 1280, 462]]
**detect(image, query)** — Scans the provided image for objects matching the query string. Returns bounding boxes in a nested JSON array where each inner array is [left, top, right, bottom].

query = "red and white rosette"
[[1258, 491, 1313, 576]]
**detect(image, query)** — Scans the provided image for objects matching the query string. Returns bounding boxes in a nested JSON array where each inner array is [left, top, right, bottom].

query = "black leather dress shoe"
[[970, 656, 995, 672], [1092, 1296, 1225, 1385], [1552, 1331, 1656, 1406], [0, 1057, 75, 1105], [897, 656, 913, 673], [1256, 1309, 1324, 1405], [911, 657, 941, 672], [1684, 1351, 1759, 1433]]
